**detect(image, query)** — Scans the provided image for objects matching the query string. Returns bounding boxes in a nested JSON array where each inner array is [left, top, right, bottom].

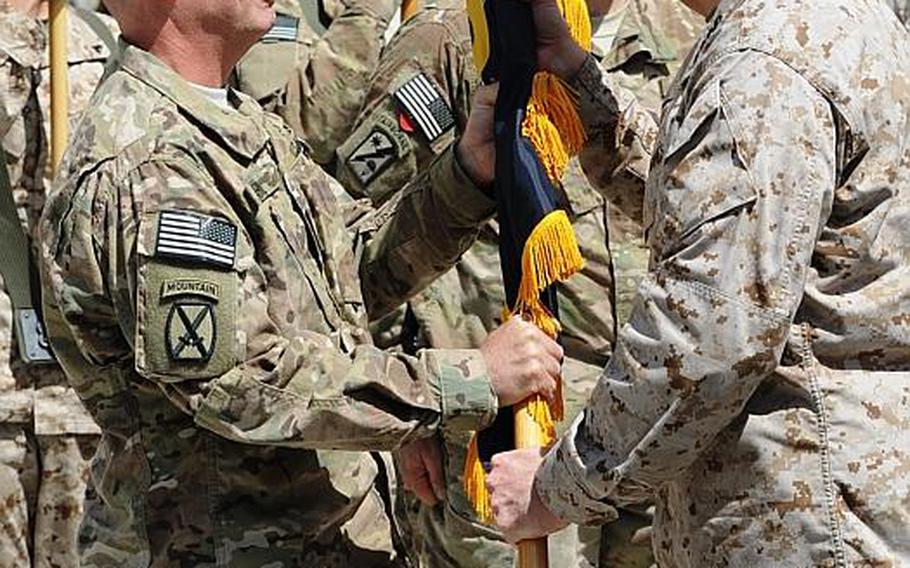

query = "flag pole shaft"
[[401, 0, 420, 21], [515, 403, 549, 568], [49, 0, 69, 172]]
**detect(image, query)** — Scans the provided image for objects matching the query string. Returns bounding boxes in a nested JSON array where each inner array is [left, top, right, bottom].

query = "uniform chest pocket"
[[646, 81, 758, 257]]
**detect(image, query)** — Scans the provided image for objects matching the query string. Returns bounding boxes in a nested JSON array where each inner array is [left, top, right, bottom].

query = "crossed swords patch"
[[165, 302, 216, 363]]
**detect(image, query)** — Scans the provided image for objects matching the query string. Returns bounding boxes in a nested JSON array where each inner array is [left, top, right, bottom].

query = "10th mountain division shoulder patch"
[[166, 302, 216, 363]]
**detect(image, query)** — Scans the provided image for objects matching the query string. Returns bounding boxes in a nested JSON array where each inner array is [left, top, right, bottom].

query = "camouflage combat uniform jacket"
[[232, 0, 399, 166], [39, 43, 501, 566], [536, 0, 910, 565]]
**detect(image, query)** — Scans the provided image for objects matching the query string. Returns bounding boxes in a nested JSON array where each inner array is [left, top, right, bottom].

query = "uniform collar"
[[118, 41, 270, 159]]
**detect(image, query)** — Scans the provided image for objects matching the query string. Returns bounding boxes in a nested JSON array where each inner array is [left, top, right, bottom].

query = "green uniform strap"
[[298, 0, 328, 36], [0, 153, 54, 363]]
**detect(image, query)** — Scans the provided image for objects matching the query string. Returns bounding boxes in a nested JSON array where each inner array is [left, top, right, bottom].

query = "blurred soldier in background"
[[884, 0, 909, 26], [0, 0, 116, 565], [333, 0, 702, 566], [232, 0, 402, 169]]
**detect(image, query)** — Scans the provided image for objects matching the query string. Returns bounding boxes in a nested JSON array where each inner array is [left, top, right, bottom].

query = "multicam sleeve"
[[288, 0, 399, 165], [535, 52, 836, 522], [358, 145, 496, 319], [49, 155, 496, 453], [569, 54, 661, 224]]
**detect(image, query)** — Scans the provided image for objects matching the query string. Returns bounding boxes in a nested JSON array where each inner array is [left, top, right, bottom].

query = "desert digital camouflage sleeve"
[[535, 51, 835, 523], [569, 54, 661, 224]]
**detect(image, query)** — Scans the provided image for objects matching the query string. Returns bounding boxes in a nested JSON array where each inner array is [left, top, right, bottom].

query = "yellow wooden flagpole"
[[401, 0, 420, 21], [49, 0, 69, 172], [515, 405, 549, 567]]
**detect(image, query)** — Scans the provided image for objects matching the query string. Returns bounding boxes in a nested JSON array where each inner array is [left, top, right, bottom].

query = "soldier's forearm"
[[359, 146, 495, 319], [569, 55, 657, 222], [189, 339, 496, 451]]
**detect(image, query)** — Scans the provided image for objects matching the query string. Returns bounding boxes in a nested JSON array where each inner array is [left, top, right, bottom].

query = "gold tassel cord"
[[463, 0, 592, 526], [464, 212, 584, 523], [521, 0, 591, 184]]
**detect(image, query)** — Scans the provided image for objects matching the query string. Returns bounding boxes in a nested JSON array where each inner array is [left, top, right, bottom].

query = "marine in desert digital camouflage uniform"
[[232, 0, 400, 168], [36, 0, 566, 565], [333, 0, 701, 566], [0, 3, 115, 566], [485, 0, 910, 566]]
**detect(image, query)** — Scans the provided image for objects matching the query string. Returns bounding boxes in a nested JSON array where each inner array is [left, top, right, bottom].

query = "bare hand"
[[480, 317, 563, 407], [396, 437, 445, 507], [520, 0, 589, 78], [456, 83, 499, 187], [487, 448, 568, 543]]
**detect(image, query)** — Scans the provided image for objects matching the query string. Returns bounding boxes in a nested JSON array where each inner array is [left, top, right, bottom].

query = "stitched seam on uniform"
[[657, 271, 789, 325], [120, 367, 153, 554], [800, 323, 848, 567], [206, 431, 228, 567]]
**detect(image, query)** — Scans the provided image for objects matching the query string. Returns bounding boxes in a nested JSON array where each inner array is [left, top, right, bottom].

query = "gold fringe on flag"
[[463, 0, 591, 525]]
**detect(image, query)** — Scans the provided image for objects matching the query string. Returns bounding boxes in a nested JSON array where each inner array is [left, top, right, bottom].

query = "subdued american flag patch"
[[261, 14, 298, 43], [155, 211, 237, 269], [393, 73, 455, 143]]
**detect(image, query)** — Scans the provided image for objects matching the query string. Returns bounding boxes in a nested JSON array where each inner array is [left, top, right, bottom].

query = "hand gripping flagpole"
[[49, 0, 69, 172], [463, 2, 591, 567]]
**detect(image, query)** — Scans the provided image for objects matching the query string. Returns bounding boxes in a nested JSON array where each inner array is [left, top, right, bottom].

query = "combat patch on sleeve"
[[346, 127, 401, 187], [155, 210, 237, 269], [165, 302, 216, 363], [260, 14, 299, 43], [393, 73, 456, 143]]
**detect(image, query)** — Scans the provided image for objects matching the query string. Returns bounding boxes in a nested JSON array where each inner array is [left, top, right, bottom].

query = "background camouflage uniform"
[[536, 0, 910, 565], [883, 0, 909, 26], [232, 0, 400, 167], [39, 42, 510, 566], [0, 6, 113, 567], [334, 1, 701, 566]]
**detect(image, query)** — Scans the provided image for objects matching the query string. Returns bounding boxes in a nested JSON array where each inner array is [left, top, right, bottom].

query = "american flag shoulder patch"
[[393, 73, 455, 143], [261, 14, 298, 43], [155, 211, 238, 269]]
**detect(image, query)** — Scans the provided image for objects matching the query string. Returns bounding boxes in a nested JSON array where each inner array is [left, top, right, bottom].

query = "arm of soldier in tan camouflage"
[[533, 49, 834, 523], [570, 55, 661, 224], [285, 0, 400, 165]]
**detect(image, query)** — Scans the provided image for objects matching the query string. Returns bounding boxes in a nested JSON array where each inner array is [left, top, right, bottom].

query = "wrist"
[[553, 41, 589, 80], [455, 138, 494, 189]]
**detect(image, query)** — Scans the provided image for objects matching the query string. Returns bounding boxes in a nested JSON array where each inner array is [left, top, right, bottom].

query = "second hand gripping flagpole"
[[463, 1, 592, 567]]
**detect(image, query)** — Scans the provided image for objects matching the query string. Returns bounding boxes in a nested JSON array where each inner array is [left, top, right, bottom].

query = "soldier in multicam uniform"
[[487, 0, 910, 566], [0, 2, 115, 565], [38, 0, 564, 565], [232, 0, 401, 168], [333, 0, 701, 566]]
